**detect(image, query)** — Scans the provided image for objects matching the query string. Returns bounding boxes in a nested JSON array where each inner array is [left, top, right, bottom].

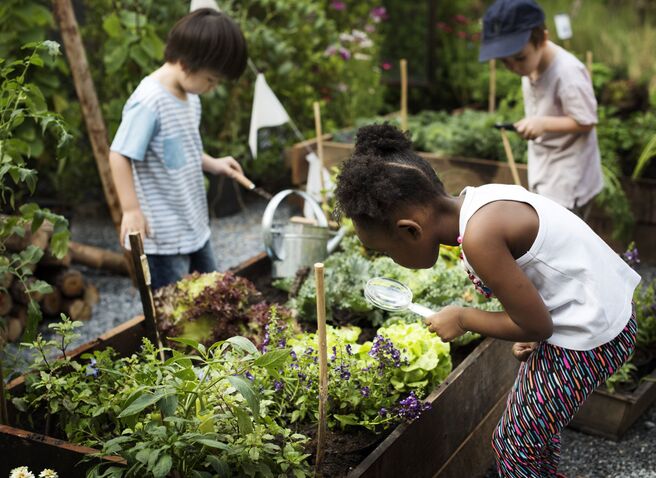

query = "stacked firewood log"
[[1, 222, 103, 343]]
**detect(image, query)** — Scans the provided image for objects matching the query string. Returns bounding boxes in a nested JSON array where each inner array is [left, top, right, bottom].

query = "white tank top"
[[459, 184, 640, 350]]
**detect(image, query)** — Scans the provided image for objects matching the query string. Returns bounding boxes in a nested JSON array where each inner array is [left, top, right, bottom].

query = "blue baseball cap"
[[479, 0, 545, 62]]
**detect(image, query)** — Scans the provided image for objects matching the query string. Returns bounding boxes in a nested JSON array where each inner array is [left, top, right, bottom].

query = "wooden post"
[[400, 59, 408, 131], [313, 102, 327, 211], [500, 129, 522, 186], [128, 233, 164, 361], [488, 59, 497, 113], [586, 50, 593, 78], [314, 262, 328, 472], [52, 0, 122, 233], [52, 0, 135, 283]]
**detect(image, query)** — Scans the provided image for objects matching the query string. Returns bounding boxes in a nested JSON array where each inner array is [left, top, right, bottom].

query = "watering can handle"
[[261, 189, 328, 260]]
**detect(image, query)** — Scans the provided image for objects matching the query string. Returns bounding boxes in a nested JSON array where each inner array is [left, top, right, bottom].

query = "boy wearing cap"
[[480, 0, 603, 216]]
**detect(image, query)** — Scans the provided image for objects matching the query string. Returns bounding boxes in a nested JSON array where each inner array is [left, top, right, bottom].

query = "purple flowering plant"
[[255, 315, 440, 431]]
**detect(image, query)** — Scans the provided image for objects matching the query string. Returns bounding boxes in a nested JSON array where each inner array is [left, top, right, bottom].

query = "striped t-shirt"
[[111, 76, 210, 255]]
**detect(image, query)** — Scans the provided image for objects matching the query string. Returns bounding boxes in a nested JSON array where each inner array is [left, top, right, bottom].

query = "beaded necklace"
[[457, 235, 494, 299]]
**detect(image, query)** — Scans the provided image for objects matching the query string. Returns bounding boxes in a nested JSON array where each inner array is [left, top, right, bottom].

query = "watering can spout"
[[328, 227, 347, 254]]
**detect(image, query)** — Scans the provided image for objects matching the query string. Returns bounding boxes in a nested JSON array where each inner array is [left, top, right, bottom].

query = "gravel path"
[[5, 197, 656, 477]]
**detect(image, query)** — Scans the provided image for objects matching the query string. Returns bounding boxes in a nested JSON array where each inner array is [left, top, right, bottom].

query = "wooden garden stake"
[[500, 129, 522, 186], [128, 233, 164, 362], [488, 59, 497, 113], [400, 59, 408, 131], [313, 102, 328, 212], [314, 262, 328, 472]]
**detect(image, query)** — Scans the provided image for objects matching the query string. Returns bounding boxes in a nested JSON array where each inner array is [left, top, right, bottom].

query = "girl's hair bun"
[[353, 123, 412, 156]]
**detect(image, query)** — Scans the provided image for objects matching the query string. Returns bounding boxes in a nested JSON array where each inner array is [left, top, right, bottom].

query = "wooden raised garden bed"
[[570, 366, 656, 441], [2, 253, 519, 478], [287, 137, 656, 262]]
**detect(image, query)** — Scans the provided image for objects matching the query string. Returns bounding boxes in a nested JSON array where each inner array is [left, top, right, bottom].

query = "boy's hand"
[[512, 342, 537, 362], [515, 117, 546, 140], [120, 209, 150, 249], [424, 305, 467, 342], [209, 156, 244, 177]]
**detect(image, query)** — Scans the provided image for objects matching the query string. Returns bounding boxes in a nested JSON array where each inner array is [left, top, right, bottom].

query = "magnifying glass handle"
[[408, 302, 436, 318]]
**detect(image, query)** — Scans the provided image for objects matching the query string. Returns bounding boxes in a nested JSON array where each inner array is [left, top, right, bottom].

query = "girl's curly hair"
[[334, 123, 446, 229]]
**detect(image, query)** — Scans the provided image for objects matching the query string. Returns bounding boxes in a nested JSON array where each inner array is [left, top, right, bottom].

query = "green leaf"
[[49, 230, 70, 258], [233, 406, 253, 435], [206, 456, 230, 477], [334, 414, 359, 426], [103, 13, 123, 38], [195, 438, 229, 450], [226, 336, 258, 355], [158, 393, 178, 417], [152, 454, 172, 478], [118, 390, 171, 418], [228, 375, 259, 418], [253, 348, 290, 369]]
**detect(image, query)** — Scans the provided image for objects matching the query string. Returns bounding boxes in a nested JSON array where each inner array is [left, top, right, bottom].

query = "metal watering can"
[[261, 189, 346, 278]]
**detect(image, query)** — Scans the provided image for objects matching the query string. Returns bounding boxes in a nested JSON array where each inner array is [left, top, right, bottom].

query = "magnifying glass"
[[364, 277, 436, 318]]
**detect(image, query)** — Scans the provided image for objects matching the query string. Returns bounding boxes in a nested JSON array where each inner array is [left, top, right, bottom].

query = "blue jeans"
[[147, 240, 218, 290]]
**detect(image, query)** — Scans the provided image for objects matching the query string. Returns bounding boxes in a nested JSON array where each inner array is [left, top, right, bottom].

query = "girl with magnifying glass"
[[334, 123, 639, 478]]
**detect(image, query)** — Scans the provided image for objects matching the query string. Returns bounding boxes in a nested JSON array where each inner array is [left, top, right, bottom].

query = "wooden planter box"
[[287, 137, 656, 262], [2, 254, 519, 478], [569, 367, 656, 441]]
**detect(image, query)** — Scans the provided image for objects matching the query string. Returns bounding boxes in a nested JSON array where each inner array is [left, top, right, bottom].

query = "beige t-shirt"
[[522, 42, 603, 209]]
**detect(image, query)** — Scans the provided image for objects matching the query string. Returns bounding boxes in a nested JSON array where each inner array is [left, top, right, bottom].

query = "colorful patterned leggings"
[[492, 311, 637, 477]]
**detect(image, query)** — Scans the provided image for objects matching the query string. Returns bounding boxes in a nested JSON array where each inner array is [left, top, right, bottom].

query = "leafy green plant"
[[153, 271, 296, 350], [14, 316, 312, 478], [259, 316, 443, 431], [632, 133, 656, 179], [0, 41, 71, 342], [289, 234, 500, 328], [605, 361, 637, 394]]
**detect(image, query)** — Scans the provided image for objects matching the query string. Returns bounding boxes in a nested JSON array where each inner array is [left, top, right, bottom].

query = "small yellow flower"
[[39, 470, 58, 478], [10, 467, 35, 478]]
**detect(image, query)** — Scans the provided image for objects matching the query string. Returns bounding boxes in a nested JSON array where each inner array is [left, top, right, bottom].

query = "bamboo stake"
[[488, 59, 497, 113], [400, 59, 408, 131], [313, 102, 328, 212], [128, 233, 164, 361], [314, 263, 328, 472], [586, 50, 593, 78], [500, 129, 522, 186]]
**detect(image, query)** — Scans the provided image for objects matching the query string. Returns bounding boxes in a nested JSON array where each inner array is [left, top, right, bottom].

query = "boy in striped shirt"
[[110, 8, 247, 289]]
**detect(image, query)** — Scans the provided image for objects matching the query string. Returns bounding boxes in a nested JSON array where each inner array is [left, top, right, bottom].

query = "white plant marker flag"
[[304, 152, 333, 218], [190, 0, 220, 11], [248, 73, 290, 158]]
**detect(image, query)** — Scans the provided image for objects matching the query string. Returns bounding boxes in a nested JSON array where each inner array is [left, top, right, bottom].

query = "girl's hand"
[[512, 342, 537, 362], [515, 117, 546, 140], [120, 208, 150, 249], [210, 156, 244, 177], [424, 305, 467, 342]]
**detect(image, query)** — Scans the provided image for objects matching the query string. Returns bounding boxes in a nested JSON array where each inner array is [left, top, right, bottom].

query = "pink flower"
[[338, 47, 351, 60], [370, 6, 388, 22], [324, 45, 338, 56], [331, 1, 346, 10], [456, 31, 467, 40], [365, 24, 375, 33], [380, 61, 392, 71], [453, 14, 470, 24]]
